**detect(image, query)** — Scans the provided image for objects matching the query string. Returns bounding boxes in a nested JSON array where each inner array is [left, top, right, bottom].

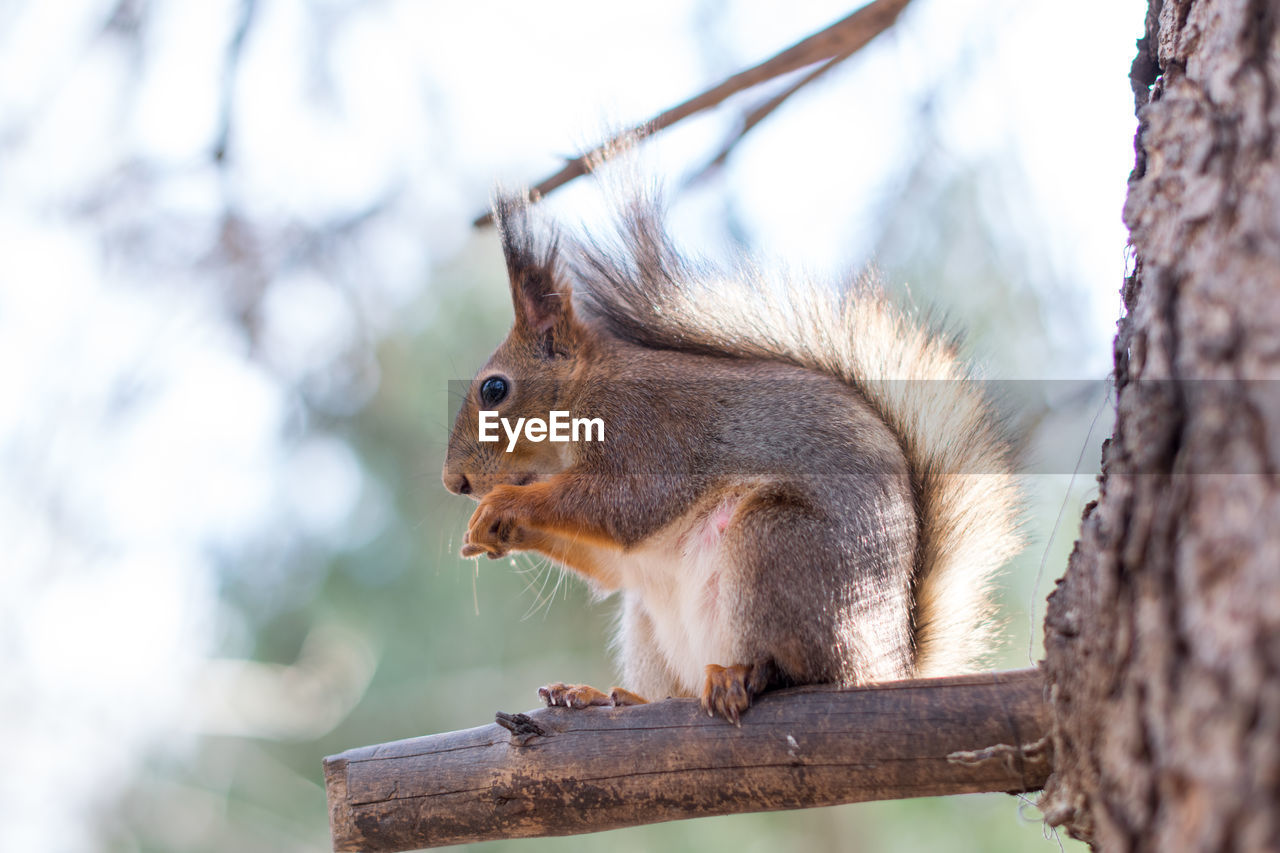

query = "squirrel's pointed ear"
[[493, 195, 576, 344]]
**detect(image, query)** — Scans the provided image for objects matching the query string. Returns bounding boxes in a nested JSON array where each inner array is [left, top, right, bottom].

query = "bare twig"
[[689, 50, 858, 186], [473, 0, 914, 226], [325, 668, 1048, 851], [212, 0, 258, 164]]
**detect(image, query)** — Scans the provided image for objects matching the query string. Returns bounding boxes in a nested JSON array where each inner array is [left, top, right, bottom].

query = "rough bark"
[[1041, 1, 1280, 850], [326, 670, 1048, 851]]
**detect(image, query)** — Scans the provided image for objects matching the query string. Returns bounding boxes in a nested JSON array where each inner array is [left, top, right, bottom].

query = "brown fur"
[[443, 193, 1022, 721]]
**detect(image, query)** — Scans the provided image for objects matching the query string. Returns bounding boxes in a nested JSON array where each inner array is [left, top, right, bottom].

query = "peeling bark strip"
[[324, 669, 1048, 852], [1042, 0, 1280, 850]]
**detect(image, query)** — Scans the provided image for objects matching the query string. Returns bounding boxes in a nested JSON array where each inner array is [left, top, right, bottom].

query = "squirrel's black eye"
[[479, 376, 509, 407]]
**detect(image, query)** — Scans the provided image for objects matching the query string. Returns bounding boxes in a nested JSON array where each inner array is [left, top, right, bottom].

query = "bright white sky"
[[0, 1, 1146, 849]]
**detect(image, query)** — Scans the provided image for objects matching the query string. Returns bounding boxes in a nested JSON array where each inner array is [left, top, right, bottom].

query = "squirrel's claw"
[[460, 538, 506, 560], [460, 540, 489, 559], [608, 686, 649, 707]]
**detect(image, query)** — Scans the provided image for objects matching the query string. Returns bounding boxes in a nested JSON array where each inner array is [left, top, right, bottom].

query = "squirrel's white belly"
[[610, 495, 742, 696]]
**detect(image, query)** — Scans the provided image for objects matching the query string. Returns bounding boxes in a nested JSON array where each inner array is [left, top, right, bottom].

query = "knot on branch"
[[494, 711, 551, 746]]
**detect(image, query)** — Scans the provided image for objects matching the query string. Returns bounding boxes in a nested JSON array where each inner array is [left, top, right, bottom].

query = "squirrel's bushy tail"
[[571, 198, 1023, 675]]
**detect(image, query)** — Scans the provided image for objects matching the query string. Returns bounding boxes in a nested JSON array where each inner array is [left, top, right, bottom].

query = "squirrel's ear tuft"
[[493, 194, 574, 340]]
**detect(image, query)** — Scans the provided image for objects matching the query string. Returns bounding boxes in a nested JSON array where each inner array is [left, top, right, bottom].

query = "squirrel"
[[443, 192, 1022, 724]]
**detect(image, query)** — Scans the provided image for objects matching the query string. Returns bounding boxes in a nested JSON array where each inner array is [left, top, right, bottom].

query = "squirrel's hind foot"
[[701, 660, 780, 726]]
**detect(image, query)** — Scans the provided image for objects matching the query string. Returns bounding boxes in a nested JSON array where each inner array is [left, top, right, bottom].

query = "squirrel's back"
[[570, 198, 1023, 675]]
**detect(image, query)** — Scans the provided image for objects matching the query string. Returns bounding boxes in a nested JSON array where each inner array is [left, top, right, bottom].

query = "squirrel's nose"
[[443, 469, 471, 496]]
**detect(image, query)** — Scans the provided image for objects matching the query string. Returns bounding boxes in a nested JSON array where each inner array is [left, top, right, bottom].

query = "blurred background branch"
[[472, 0, 913, 225]]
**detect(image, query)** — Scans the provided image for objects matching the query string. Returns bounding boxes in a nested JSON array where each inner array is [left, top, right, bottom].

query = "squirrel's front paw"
[[461, 487, 528, 559]]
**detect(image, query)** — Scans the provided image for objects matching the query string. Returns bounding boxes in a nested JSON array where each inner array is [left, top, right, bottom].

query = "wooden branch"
[[472, 0, 914, 226], [325, 668, 1049, 851], [689, 50, 859, 186]]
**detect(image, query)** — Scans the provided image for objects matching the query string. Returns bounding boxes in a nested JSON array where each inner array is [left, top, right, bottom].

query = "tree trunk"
[[1040, 0, 1280, 850]]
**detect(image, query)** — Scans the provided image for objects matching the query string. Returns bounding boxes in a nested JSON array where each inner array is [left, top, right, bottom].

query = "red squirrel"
[[443, 193, 1022, 724]]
